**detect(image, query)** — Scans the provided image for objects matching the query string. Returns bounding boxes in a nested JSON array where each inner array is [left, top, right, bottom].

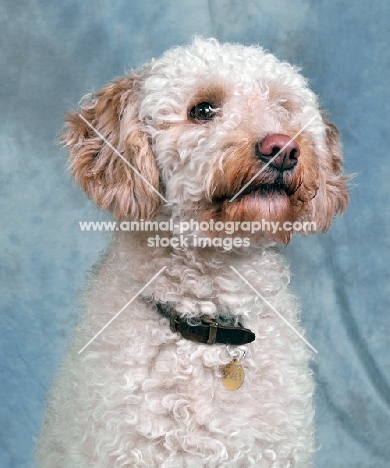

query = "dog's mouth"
[[240, 182, 290, 197], [215, 179, 299, 204]]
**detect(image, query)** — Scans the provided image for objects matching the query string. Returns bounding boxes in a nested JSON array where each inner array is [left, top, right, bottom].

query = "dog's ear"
[[62, 76, 161, 220], [311, 119, 349, 231]]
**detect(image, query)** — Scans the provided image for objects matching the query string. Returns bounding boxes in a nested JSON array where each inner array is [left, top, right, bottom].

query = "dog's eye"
[[189, 102, 217, 121]]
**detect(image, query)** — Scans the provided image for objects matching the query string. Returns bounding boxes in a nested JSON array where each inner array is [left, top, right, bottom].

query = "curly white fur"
[[36, 38, 348, 467]]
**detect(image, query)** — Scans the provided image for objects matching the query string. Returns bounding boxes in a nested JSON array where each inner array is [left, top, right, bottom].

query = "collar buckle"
[[202, 317, 219, 344], [169, 312, 180, 333]]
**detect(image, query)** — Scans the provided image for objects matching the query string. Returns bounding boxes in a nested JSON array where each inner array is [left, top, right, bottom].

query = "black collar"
[[156, 302, 255, 345]]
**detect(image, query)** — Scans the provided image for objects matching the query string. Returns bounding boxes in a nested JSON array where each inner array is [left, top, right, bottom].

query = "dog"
[[36, 37, 348, 467]]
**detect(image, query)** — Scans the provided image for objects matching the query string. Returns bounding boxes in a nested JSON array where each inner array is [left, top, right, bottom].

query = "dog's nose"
[[257, 134, 300, 170]]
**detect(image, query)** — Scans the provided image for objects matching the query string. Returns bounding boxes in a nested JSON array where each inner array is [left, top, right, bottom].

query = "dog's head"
[[63, 38, 348, 243]]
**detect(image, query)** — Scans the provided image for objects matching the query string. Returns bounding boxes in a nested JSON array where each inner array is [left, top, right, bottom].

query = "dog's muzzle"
[[156, 302, 255, 345]]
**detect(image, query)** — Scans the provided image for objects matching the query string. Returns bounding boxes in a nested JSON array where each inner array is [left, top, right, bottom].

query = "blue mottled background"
[[1, 1, 389, 467]]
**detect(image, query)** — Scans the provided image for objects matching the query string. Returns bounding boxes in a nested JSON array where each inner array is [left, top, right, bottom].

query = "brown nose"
[[257, 134, 300, 170]]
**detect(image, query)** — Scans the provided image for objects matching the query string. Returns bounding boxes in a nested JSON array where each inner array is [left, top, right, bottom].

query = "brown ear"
[[311, 119, 349, 231], [62, 76, 161, 220]]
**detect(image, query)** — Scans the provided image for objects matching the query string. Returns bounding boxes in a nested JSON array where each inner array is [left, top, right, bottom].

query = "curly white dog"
[[37, 38, 348, 467]]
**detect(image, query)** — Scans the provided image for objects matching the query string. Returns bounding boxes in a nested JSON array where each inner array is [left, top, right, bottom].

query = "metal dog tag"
[[222, 359, 245, 391]]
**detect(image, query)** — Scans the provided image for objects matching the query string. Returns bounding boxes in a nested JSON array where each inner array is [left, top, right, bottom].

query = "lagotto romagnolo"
[[37, 38, 348, 467]]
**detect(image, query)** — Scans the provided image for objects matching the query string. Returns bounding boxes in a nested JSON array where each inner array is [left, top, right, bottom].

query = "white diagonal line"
[[78, 266, 167, 354], [229, 115, 318, 202], [78, 114, 170, 204], [229, 266, 318, 354]]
